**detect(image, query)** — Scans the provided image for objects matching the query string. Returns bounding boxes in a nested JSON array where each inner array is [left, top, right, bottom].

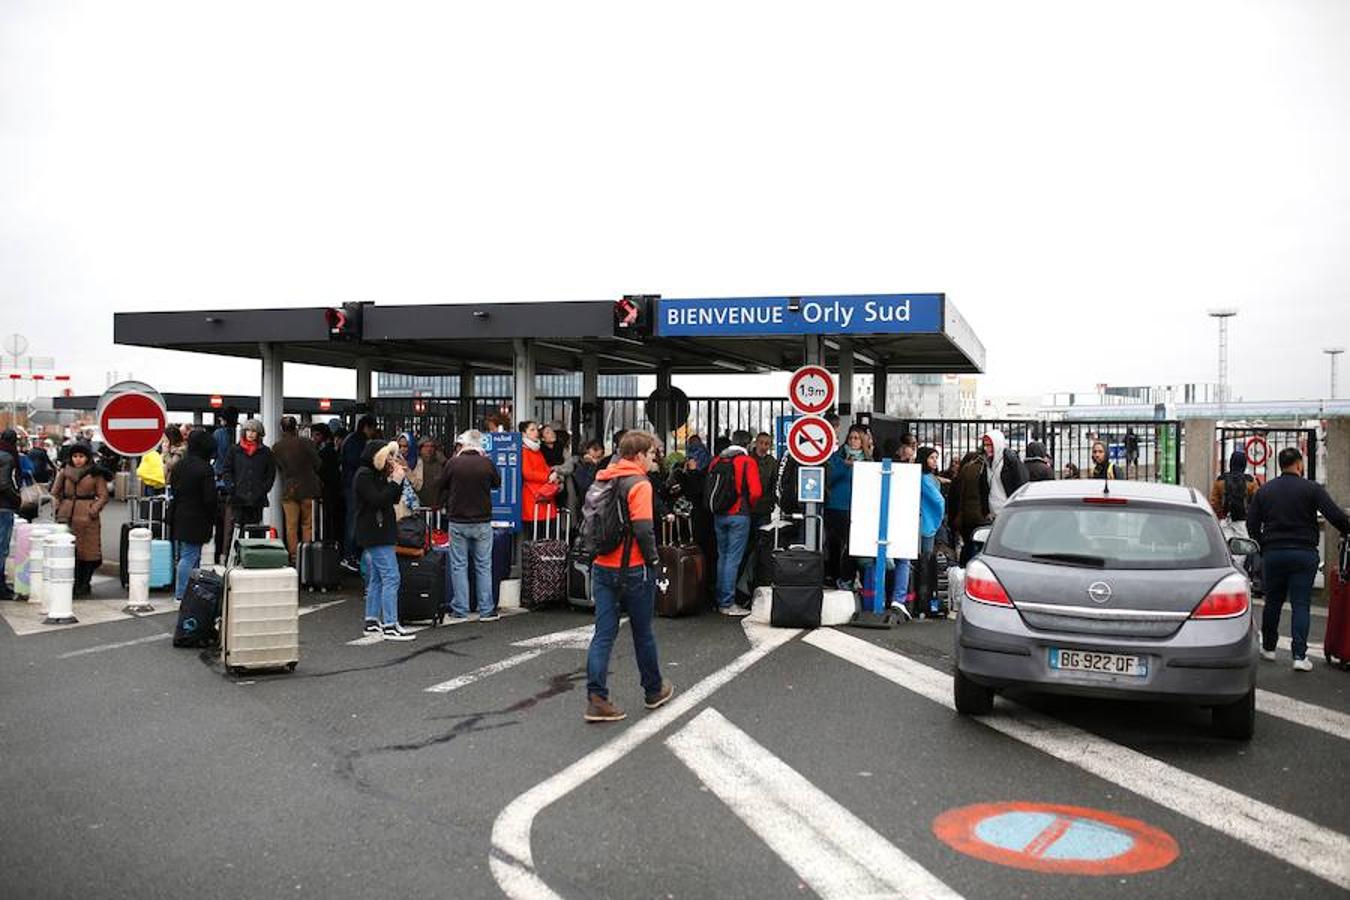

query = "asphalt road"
[[1, 579, 1346, 900]]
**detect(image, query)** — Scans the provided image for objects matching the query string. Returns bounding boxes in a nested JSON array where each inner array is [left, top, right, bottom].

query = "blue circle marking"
[[973, 812, 1136, 861]]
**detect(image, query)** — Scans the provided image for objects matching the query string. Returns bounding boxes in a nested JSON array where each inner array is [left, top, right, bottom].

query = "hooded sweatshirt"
[[984, 430, 1011, 515], [1024, 441, 1054, 482], [709, 444, 762, 517], [592, 457, 660, 570], [168, 431, 221, 544], [1210, 450, 1256, 521]]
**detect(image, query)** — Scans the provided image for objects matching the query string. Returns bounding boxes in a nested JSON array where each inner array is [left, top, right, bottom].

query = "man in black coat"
[[1024, 441, 1054, 482], [0, 429, 20, 600], [341, 415, 379, 570], [168, 430, 219, 601], [353, 440, 413, 641]]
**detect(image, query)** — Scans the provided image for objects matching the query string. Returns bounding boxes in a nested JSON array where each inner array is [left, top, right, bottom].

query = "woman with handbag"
[[51, 442, 109, 597], [520, 421, 560, 532]]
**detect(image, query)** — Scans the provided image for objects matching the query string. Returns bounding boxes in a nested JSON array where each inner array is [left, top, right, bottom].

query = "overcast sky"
[[2, 0, 1346, 406]]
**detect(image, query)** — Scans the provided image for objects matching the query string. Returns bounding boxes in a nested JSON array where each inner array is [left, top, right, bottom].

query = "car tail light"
[[1191, 573, 1250, 619], [1083, 497, 1128, 505], [965, 559, 1013, 607]]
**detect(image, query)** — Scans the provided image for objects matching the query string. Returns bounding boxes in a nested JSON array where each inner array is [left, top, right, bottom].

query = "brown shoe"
[[644, 681, 675, 710], [584, 695, 627, 723]]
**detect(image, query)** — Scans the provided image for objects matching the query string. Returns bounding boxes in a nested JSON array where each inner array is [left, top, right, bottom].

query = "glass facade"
[[377, 372, 640, 398]]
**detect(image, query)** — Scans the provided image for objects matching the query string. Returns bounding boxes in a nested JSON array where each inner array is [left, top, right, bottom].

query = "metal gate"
[[1216, 428, 1317, 485]]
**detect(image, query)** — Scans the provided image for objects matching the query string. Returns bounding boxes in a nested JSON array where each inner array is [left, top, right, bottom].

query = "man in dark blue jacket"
[[1246, 448, 1350, 671], [340, 415, 379, 570]]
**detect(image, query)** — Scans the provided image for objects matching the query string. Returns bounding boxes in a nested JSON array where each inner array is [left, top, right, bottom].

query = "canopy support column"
[[582, 355, 599, 445], [259, 342, 284, 530]]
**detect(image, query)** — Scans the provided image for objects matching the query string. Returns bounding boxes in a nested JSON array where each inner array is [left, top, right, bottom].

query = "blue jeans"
[[449, 521, 494, 617], [1261, 547, 1319, 659], [891, 558, 912, 604], [587, 564, 662, 700], [714, 514, 751, 608], [0, 510, 13, 588], [175, 541, 203, 601], [363, 545, 400, 626]]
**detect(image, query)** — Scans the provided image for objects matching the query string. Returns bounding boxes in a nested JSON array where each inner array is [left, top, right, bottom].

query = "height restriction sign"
[[96, 381, 167, 458], [788, 365, 836, 415], [787, 415, 837, 466]]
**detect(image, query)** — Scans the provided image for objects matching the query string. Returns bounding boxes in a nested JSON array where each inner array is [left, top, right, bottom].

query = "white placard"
[[848, 462, 921, 560]]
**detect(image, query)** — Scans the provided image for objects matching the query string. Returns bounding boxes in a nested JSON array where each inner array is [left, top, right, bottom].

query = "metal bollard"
[[43, 533, 78, 626], [26, 524, 56, 608], [124, 527, 155, 614]]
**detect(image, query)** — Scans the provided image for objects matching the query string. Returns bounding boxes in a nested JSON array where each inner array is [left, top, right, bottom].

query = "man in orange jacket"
[[584, 431, 674, 723]]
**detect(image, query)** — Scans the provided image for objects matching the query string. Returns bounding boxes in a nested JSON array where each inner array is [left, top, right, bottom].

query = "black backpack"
[[706, 456, 744, 515], [577, 475, 639, 563], [1222, 473, 1249, 521]]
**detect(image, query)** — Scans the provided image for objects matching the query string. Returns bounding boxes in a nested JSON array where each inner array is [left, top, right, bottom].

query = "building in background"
[[377, 373, 640, 398]]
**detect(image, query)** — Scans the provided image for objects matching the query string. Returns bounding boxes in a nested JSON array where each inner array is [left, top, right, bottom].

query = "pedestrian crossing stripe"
[[933, 801, 1178, 875]]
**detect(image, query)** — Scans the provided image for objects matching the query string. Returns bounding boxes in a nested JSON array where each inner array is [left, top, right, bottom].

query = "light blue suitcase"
[[150, 539, 174, 590]]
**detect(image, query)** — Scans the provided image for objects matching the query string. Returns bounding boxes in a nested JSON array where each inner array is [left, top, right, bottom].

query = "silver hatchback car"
[[953, 479, 1260, 739]]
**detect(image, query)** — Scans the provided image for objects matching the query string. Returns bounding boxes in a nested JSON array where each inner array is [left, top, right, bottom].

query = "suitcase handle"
[[531, 502, 569, 543]]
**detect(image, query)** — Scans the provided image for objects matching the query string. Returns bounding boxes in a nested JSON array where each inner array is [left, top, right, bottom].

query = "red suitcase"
[[656, 515, 706, 617], [1324, 537, 1350, 669]]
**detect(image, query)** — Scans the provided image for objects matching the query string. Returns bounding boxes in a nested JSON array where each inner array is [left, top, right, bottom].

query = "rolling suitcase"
[[772, 546, 824, 587], [771, 582, 823, 628], [399, 550, 447, 624], [174, 566, 224, 648], [490, 526, 514, 608], [1325, 538, 1350, 669], [6, 521, 32, 596], [566, 535, 594, 610], [222, 566, 299, 674], [298, 499, 341, 592], [656, 514, 706, 618], [521, 506, 567, 609], [121, 497, 172, 589]]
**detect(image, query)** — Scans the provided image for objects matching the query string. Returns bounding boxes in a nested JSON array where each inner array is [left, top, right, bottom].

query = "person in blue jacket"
[[825, 424, 871, 590], [913, 446, 948, 615]]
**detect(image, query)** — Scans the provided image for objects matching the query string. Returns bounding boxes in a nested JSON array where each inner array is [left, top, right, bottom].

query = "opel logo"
[[1087, 582, 1113, 604]]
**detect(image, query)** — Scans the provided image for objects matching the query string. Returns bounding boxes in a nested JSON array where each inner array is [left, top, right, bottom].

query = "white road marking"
[[803, 628, 1350, 892], [509, 622, 607, 650], [1275, 637, 1326, 656], [299, 598, 347, 616], [345, 624, 431, 646], [1254, 600, 1327, 619], [667, 709, 962, 900], [490, 621, 799, 900], [1255, 689, 1350, 741], [57, 632, 171, 658], [426, 650, 547, 694]]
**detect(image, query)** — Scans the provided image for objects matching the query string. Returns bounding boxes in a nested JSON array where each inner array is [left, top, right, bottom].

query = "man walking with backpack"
[[581, 431, 673, 722], [1210, 450, 1257, 533], [707, 429, 762, 616]]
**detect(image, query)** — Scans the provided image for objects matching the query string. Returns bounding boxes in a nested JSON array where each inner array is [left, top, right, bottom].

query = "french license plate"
[[1049, 647, 1148, 678]]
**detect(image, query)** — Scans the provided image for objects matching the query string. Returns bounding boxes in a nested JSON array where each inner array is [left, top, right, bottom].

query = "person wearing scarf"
[[520, 421, 559, 528], [223, 419, 277, 533], [50, 441, 109, 597]]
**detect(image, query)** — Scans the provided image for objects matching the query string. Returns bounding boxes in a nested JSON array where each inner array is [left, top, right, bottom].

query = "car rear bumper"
[[955, 602, 1257, 705]]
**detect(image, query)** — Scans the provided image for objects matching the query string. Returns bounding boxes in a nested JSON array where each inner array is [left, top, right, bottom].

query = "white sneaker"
[[382, 624, 416, 642], [1258, 648, 1276, 661], [1292, 657, 1312, 672], [719, 605, 751, 617]]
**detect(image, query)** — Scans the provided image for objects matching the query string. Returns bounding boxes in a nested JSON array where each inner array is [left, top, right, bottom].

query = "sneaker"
[[1258, 648, 1276, 661], [719, 605, 751, 617], [1292, 657, 1313, 672], [339, 558, 360, 574], [363, 619, 381, 635], [444, 614, 471, 625], [584, 695, 627, 723], [888, 599, 905, 612], [836, 579, 855, 592], [478, 610, 501, 622], [644, 681, 675, 710], [382, 624, 416, 642]]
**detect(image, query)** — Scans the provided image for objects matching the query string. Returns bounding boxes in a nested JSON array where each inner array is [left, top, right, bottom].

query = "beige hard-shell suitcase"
[[222, 566, 300, 674]]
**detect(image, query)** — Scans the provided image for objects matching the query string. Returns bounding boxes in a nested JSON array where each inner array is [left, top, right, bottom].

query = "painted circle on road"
[[933, 802, 1178, 875]]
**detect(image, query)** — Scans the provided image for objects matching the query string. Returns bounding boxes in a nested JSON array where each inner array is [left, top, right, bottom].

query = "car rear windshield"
[[986, 502, 1229, 570]]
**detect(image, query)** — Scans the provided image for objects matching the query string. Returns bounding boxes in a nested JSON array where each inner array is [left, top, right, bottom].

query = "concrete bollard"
[[26, 524, 56, 608], [125, 527, 155, 614], [43, 533, 78, 626]]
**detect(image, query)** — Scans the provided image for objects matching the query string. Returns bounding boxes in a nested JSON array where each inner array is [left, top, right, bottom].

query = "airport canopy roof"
[[112, 294, 985, 377]]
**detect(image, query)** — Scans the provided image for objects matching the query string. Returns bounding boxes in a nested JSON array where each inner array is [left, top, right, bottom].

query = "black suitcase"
[[566, 536, 594, 610], [771, 582, 823, 628], [773, 547, 824, 587], [174, 567, 224, 648], [298, 500, 341, 592], [490, 526, 514, 609], [398, 551, 446, 625], [522, 506, 568, 609]]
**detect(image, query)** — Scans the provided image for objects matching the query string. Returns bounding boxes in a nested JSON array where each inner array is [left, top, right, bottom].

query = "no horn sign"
[[787, 415, 837, 466]]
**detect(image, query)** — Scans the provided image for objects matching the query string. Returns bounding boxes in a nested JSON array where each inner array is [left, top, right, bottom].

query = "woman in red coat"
[[520, 421, 560, 530]]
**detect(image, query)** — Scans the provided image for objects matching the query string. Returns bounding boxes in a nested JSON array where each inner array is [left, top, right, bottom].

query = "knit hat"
[[241, 419, 266, 439], [372, 440, 401, 470]]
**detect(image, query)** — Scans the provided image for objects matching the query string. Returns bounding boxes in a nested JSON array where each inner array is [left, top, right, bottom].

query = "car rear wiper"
[[1029, 552, 1107, 568]]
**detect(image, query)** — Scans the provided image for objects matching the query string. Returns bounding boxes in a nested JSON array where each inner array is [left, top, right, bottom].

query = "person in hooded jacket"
[[222, 419, 277, 533], [709, 429, 762, 615], [168, 430, 218, 601], [1024, 441, 1054, 482], [1087, 440, 1124, 480], [0, 429, 21, 599], [911, 446, 948, 615], [50, 442, 109, 597], [950, 431, 1027, 565], [354, 440, 415, 641], [1210, 450, 1257, 531]]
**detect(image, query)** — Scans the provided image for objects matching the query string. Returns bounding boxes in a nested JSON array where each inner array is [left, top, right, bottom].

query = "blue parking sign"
[[797, 466, 825, 504], [487, 431, 522, 532]]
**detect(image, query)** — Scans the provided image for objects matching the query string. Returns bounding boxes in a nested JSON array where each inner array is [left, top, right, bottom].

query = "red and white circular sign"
[[788, 365, 836, 415], [787, 415, 837, 466], [96, 381, 167, 457]]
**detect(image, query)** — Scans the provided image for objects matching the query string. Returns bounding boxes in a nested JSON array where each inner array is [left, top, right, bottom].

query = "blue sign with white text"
[[655, 294, 944, 337], [487, 431, 522, 532]]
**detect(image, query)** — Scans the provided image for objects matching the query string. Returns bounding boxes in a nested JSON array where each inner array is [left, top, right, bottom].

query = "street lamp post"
[[1207, 309, 1237, 417], [1325, 347, 1345, 400]]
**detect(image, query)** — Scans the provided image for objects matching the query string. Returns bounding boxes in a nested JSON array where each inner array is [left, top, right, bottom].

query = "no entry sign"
[[96, 381, 167, 457], [787, 415, 837, 466], [788, 365, 836, 415]]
